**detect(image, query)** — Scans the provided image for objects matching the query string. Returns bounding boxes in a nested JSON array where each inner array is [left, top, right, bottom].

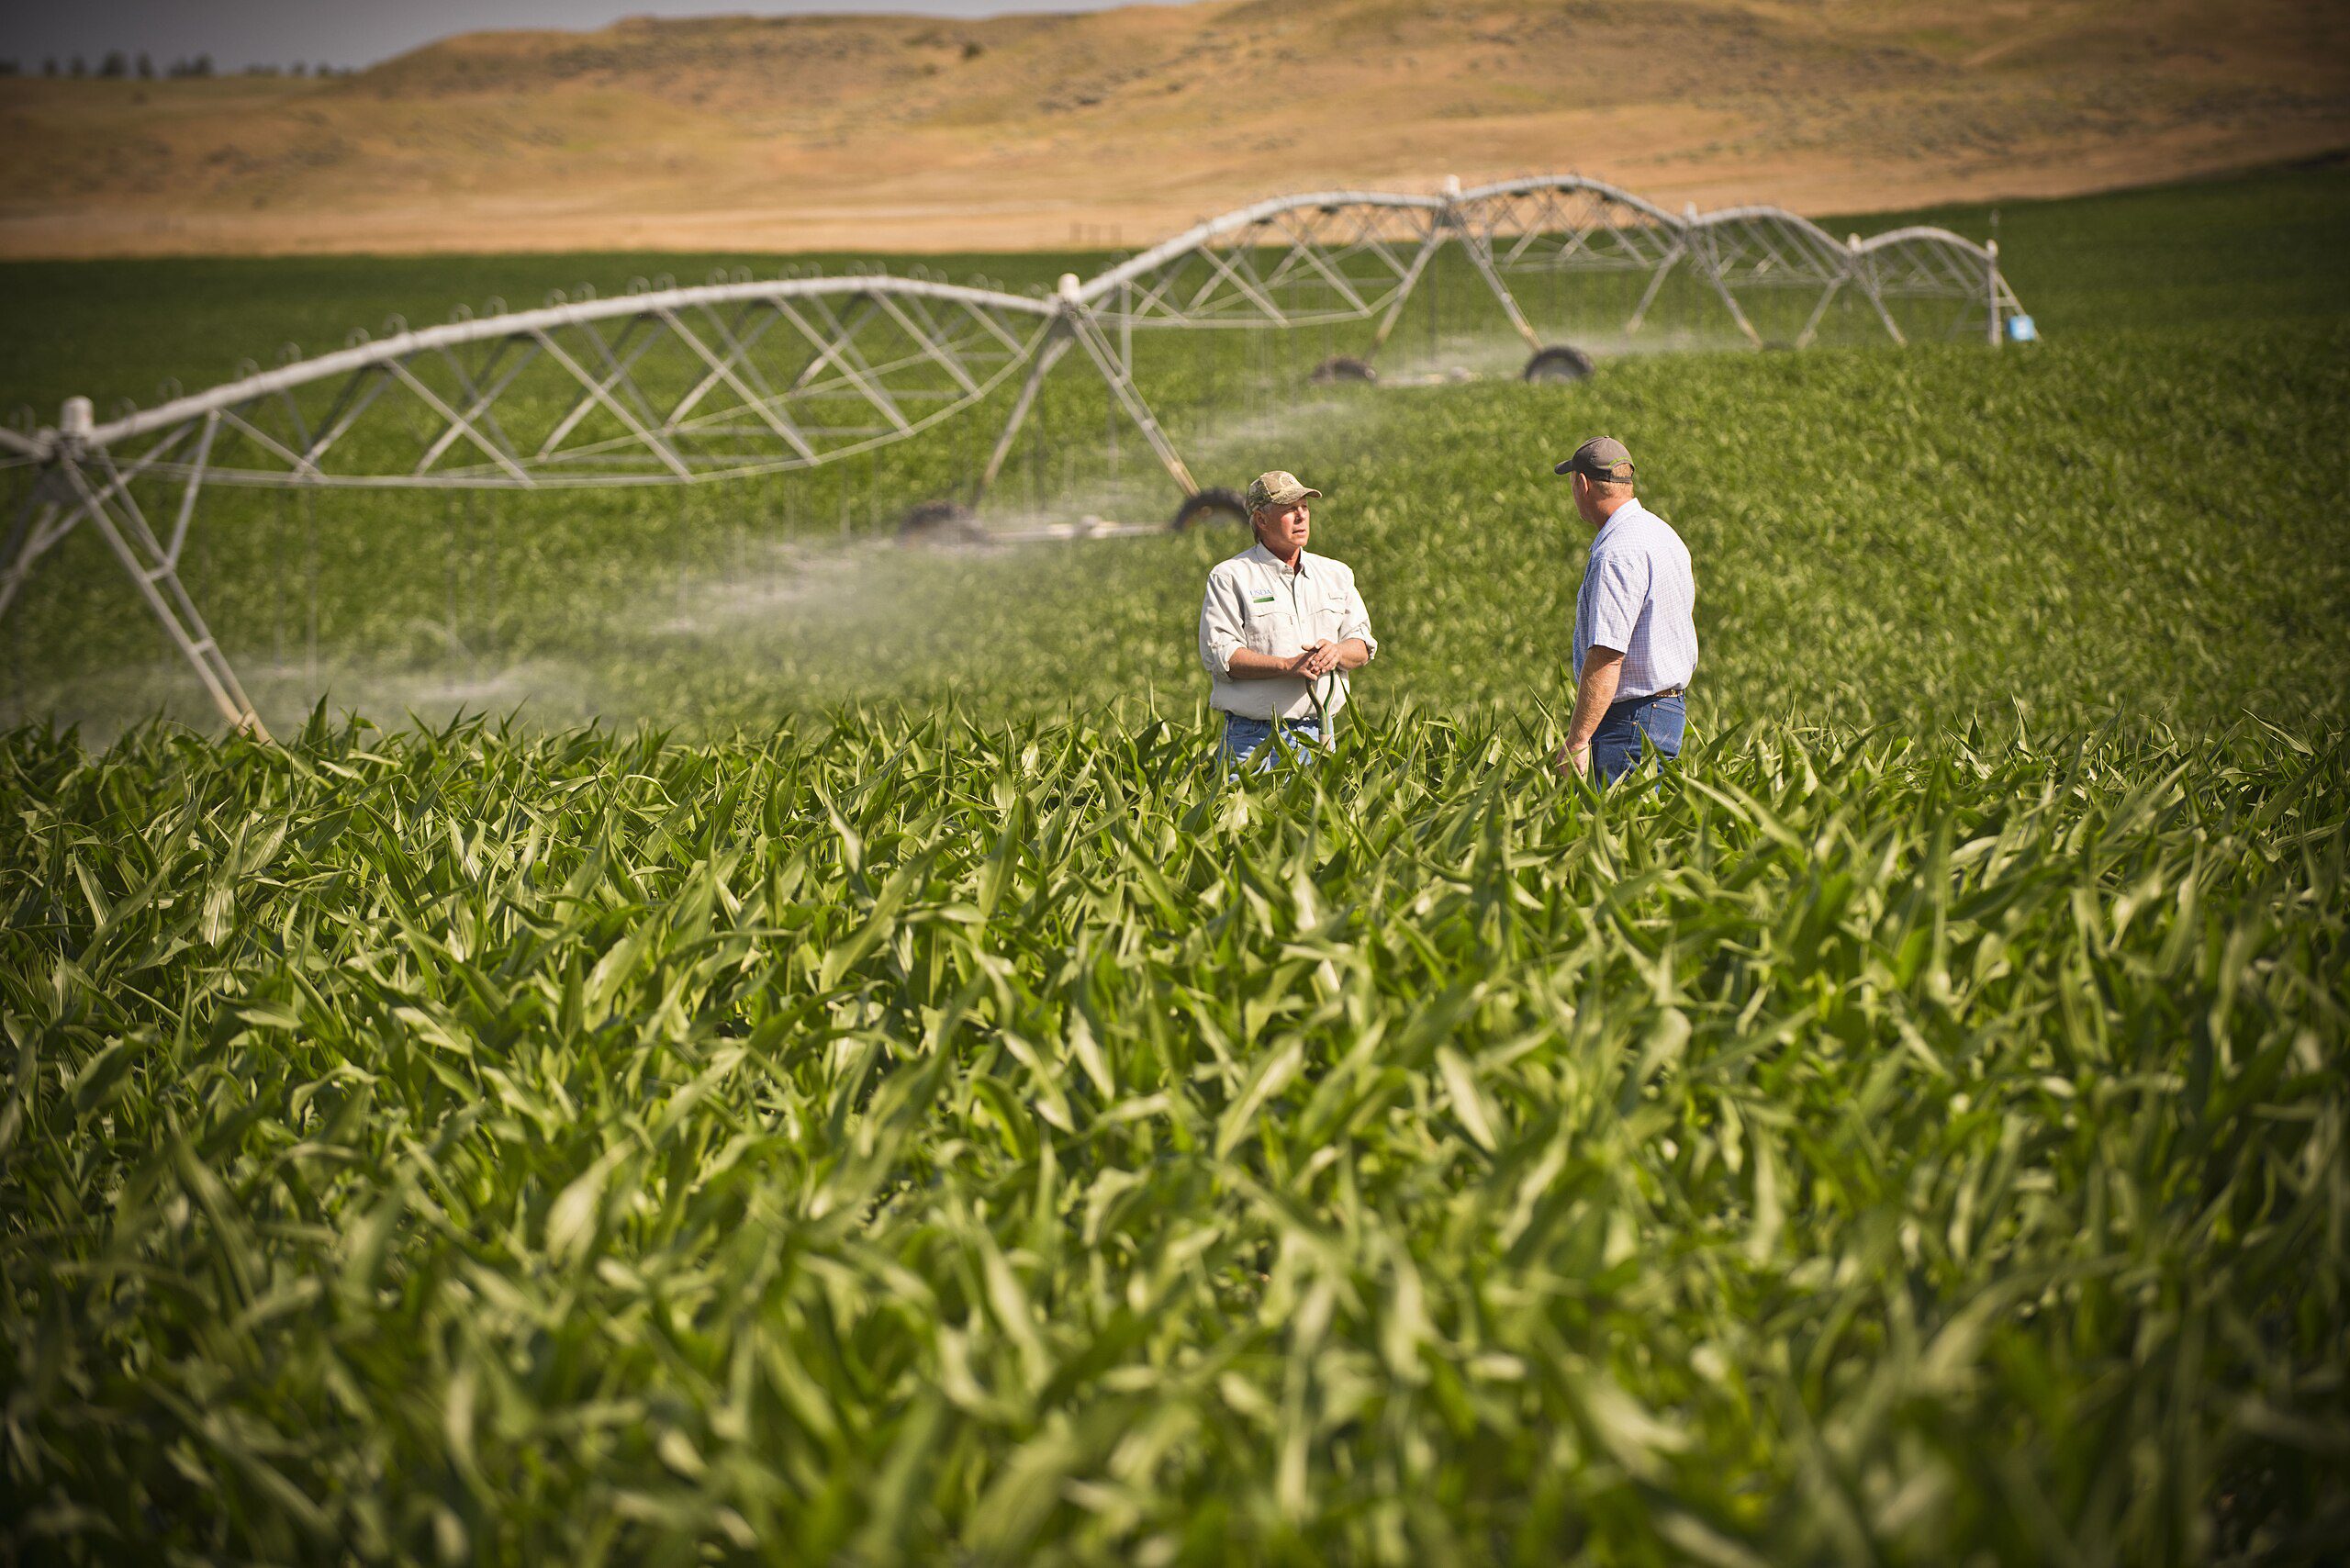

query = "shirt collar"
[[1594, 498, 1648, 543], [1245, 542, 1313, 576]]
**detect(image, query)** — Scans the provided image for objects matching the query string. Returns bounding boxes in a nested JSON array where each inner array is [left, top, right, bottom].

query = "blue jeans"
[[1591, 691, 1684, 787], [1222, 713, 1326, 773]]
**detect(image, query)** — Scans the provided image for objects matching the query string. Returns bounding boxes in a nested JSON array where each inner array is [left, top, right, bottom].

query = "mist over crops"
[[1, 166, 2346, 1562]]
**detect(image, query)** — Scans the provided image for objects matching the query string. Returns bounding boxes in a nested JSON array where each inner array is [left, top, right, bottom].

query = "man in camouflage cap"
[[1197, 470, 1379, 770], [1552, 435, 1698, 786]]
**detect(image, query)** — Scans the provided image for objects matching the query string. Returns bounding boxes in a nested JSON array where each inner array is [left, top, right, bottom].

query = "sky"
[[0, 0, 1161, 73]]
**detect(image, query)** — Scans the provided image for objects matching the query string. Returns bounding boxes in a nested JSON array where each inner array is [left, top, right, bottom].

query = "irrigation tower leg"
[[1792, 277, 1847, 350], [1063, 307, 1199, 497], [1626, 245, 1686, 336], [1458, 230, 1545, 353], [1857, 269, 1907, 346], [972, 327, 1075, 506], [1695, 242, 1765, 349], [57, 460, 271, 741], [1986, 244, 2003, 346], [1365, 231, 1448, 364], [0, 469, 62, 621]]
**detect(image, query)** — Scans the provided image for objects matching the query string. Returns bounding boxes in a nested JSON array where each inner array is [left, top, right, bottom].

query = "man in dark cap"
[[1197, 470, 1378, 770], [1551, 436, 1697, 786]]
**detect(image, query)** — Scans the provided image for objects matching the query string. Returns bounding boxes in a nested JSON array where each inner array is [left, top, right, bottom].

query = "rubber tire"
[[1170, 487, 1250, 532], [1522, 344, 1595, 383], [897, 499, 982, 546], [1309, 354, 1378, 385]]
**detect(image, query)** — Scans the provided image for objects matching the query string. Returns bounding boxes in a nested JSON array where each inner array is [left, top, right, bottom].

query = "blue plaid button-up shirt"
[[1572, 498, 1697, 699]]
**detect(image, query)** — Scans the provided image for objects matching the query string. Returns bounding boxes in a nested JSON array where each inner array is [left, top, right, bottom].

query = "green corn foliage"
[[2, 163, 2347, 1563], [1, 708, 2343, 1562]]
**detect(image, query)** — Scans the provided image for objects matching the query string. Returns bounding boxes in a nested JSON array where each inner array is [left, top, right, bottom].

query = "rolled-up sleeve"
[[1338, 573, 1377, 661], [1200, 568, 1246, 678]]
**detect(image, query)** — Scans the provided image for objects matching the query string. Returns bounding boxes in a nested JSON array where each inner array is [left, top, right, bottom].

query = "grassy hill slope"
[[2, 0, 2345, 256]]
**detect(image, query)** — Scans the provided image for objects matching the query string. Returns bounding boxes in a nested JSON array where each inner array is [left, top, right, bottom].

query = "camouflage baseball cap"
[[1246, 470, 1321, 510], [1553, 436, 1635, 482]]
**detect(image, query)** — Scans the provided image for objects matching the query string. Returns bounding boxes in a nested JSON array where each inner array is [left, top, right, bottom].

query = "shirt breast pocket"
[[1242, 599, 1293, 655]]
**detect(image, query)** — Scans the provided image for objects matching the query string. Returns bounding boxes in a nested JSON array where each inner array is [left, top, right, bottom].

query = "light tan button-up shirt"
[[1198, 543, 1378, 722]]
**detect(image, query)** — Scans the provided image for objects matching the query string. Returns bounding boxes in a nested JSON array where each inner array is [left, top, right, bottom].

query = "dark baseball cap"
[[1553, 436, 1635, 481]]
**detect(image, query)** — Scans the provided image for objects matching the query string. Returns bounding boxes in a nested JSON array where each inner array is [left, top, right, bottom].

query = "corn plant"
[[3, 162, 2347, 1563], [2, 708, 2343, 1562]]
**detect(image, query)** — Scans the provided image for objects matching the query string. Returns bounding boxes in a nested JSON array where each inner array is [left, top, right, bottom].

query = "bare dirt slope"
[[4, 0, 2345, 257]]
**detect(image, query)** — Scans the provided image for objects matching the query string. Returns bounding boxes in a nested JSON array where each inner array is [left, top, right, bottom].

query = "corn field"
[[2, 167, 2347, 1562], [2, 709, 2344, 1562]]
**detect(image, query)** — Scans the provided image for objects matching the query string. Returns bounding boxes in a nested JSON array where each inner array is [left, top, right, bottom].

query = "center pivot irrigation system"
[[2, 174, 2025, 738]]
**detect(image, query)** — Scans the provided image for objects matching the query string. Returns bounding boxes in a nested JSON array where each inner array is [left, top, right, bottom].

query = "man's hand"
[[1228, 641, 1358, 680], [1559, 647, 1622, 784]]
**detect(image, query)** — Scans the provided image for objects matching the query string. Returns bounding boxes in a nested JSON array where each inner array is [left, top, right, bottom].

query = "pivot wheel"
[[897, 499, 984, 546], [1170, 487, 1250, 532], [1309, 355, 1378, 386], [1522, 344, 1595, 383]]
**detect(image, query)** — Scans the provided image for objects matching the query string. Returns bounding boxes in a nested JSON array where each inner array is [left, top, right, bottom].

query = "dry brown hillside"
[[4, 0, 2346, 257]]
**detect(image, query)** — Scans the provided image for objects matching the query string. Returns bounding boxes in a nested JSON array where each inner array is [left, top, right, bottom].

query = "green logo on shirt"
[[1251, 592, 1276, 605]]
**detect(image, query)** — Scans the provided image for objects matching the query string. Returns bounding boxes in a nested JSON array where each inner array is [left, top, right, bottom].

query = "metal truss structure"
[[2, 175, 2024, 737]]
